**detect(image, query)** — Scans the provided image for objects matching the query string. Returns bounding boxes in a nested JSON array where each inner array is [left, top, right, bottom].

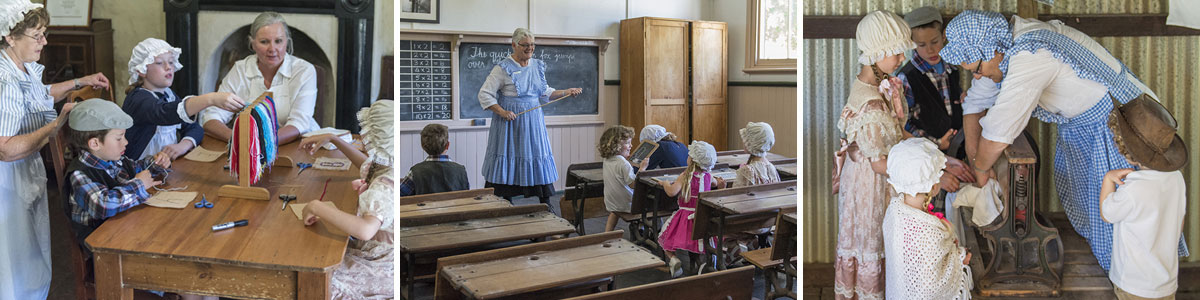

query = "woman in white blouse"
[[201, 11, 318, 144], [940, 10, 1184, 272]]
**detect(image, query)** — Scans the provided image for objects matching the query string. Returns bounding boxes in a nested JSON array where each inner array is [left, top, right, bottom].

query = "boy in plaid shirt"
[[64, 99, 170, 245]]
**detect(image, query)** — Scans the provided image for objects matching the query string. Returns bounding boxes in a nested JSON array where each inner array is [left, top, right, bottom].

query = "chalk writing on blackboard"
[[399, 40, 454, 121], [458, 42, 599, 119]]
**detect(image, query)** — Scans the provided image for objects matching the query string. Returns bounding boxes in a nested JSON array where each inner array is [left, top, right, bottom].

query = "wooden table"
[[694, 180, 797, 271], [435, 231, 663, 300], [400, 188, 513, 219], [629, 164, 735, 255], [400, 204, 576, 300], [87, 138, 359, 299]]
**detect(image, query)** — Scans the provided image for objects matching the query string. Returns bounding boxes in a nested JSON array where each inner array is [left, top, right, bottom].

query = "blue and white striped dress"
[[478, 58, 558, 187], [0, 50, 55, 300], [999, 24, 1189, 271]]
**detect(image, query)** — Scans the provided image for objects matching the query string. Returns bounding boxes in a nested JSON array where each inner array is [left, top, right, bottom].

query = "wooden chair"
[[50, 86, 113, 300], [563, 266, 756, 300]]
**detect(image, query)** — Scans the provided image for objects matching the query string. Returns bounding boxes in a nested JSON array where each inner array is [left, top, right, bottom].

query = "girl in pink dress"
[[656, 141, 723, 277]]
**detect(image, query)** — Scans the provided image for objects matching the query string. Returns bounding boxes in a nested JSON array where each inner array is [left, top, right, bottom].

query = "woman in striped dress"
[[940, 10, 1187, 271], [477, 28, 581, 204], [0, 1, 109, 298]]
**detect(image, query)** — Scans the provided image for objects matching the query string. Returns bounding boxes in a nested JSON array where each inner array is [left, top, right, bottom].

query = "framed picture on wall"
[[401, 0, 439, 24], [45, 0, 92, 28]]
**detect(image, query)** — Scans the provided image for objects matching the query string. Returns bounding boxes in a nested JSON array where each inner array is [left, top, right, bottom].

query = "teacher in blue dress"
[[478, 28, 582, 204]]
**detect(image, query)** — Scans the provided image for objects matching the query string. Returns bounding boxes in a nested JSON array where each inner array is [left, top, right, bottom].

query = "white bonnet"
[[856, 10, 916, 65], [739, 122, 775, 156], [128, 38, 184, 85], [358, 100, 394, 166], [688, 141, 717, 170], [640, 125, 668, 142], [0, 0, 41, 38], [885, 138, 946, 197]]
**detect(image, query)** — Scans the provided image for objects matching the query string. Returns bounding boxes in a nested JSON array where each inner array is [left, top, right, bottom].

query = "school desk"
[[400, 188, 513, 219], [749, 210, 797, 300], [713, 150, 790, 168], [86, 138, 359, 300], [775, 162, 797, 181], [563, 150, 762, 236], [565, 162, 605, 235], [629, 163, 735, 255], [693, 180, 797, 271], [400, 204, 576, 300], [434, 231, 662, 300], [562, 266, 756, 300]]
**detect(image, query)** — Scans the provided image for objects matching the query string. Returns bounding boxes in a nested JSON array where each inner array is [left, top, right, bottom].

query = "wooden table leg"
[[298, 271, 332, 300], [94, 252, 133, 300]]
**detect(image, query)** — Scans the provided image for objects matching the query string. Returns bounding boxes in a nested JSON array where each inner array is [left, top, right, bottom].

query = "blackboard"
[[398, 40, 453, 121], [458, 42, 599, 119]]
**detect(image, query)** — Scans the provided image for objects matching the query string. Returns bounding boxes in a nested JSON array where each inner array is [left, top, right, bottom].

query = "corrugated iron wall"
[[803, 1, 1200, 264]]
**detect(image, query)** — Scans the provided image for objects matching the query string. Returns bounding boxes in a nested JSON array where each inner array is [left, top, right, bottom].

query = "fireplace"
[[164, 0, 374, 130]]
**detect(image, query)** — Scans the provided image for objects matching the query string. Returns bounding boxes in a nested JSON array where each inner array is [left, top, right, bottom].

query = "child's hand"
[[656, 179, 670, 187], [152, 152, 172, 168], [938, 129, 957, 150], [205, 92, 245, 111], [134, 170, 161, 189], [77, 73, 110, 89], [159, 142, 192, 160], [963, 250, 972, 265], [637, 158, 649, 170], [300, 134, 336, 155], [1104, 168, 1134, 186], [714, 177, 726, 189], [302, 200, 333, 226]]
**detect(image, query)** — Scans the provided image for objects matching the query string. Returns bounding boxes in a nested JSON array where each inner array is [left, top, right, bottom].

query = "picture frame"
[[630, 141, 659, 165], [45, 0, 92, 28], [400, 0, 440, 24]]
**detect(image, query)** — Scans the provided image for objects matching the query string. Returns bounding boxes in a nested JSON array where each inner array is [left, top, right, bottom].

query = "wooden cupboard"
[[620, 17, 728, 150]]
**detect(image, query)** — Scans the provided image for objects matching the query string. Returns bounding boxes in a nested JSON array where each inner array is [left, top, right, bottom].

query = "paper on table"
[[145, 191, 198, 209], [314, 157, 352, 171], [183, 146, 227, 162], [290, 202, 337, 221], [303, 127, 353, 150]]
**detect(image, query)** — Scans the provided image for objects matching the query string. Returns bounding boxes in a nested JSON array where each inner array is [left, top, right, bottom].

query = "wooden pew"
[[400, 188, 512, 219], [400, 204, 576, 300], [563, 266, 756, 300], [694, 180, 797, 271], [435, 231, 663, 300], [741, 211, 798, 300]]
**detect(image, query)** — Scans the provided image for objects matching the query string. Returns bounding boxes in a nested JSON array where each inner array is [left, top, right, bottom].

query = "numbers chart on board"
[[398, 40, 453, 121]]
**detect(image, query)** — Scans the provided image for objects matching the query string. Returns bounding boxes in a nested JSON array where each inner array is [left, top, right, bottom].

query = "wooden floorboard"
[[803, 212, 1200, 299]]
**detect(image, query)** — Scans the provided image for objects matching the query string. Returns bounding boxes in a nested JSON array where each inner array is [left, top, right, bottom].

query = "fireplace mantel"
[[164, 0, 374, 130]]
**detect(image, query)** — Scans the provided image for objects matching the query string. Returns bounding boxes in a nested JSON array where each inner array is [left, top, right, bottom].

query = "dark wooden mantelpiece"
[[804, 14, 1200, 39], [164, 0, 375, 131]]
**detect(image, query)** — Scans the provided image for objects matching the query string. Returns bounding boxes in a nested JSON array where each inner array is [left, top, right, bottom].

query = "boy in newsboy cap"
[[63, 99, 171, 246], [1100, 96, 1188, 300]]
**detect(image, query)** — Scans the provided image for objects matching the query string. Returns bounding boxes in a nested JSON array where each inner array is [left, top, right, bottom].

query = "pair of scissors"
[[279, 194, 297, 210], [296, 162, 313, 176], [194, 194, 213, 208]]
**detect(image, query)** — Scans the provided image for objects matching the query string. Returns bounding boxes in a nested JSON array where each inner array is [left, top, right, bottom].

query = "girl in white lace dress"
[[882, 138, 972, 300], [299, 100, 395, 299], [833, 10, 913, 300]]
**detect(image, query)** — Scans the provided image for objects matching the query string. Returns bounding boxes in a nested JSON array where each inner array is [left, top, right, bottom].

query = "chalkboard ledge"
[[399, 119, 605, 132]]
